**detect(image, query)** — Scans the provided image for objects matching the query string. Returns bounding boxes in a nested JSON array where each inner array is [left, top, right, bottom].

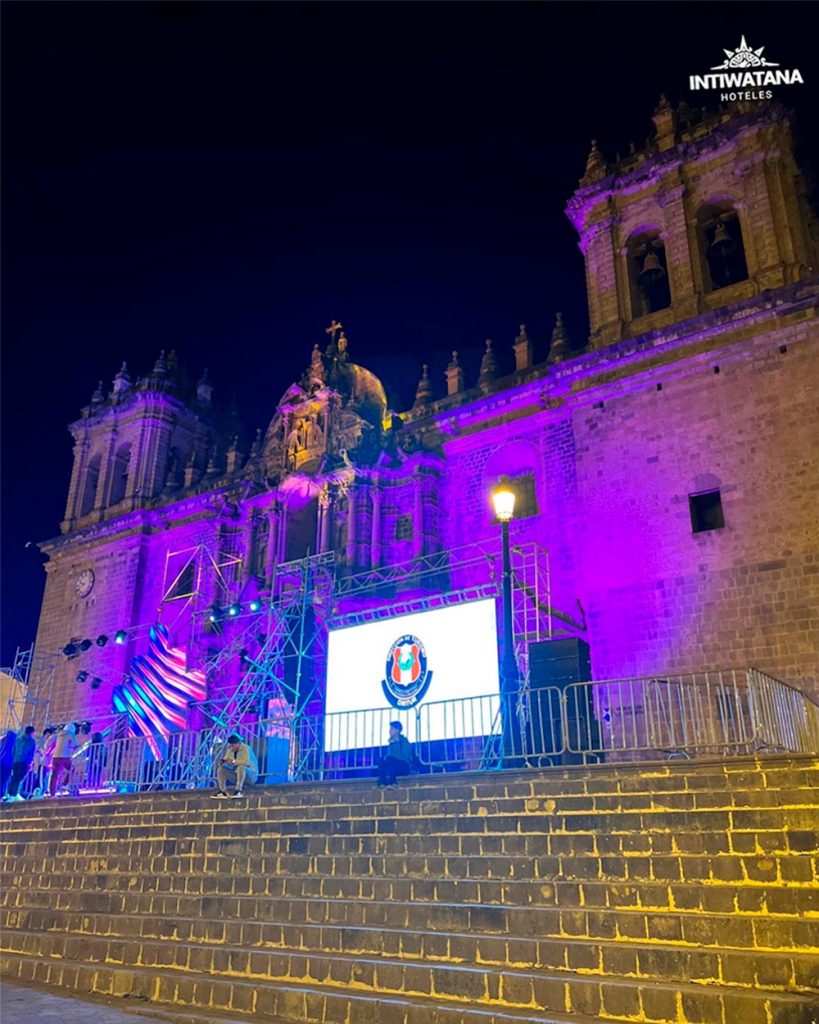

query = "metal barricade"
[[747, 669, 819, 754], [30, 667, 819, 800], [417, 694, 502, 770]]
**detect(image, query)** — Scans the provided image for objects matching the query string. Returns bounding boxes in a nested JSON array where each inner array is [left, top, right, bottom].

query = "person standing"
[[32, 727, 57, 798], [5, 726, 37, 801], [212, 734, 258, 798], [0, 729, 17, 798], [377, 720, 414, 788], [49, 723, 78, 796]]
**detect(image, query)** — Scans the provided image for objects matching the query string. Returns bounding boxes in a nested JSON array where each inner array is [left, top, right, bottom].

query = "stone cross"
[[325, 320, 343, 345]]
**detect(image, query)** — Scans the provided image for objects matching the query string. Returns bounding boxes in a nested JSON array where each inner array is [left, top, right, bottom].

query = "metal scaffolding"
[[1, 646, 58, 731]]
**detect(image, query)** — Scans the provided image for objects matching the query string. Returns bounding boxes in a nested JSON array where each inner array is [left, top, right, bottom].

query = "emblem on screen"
[[381, 634, 433, 709]]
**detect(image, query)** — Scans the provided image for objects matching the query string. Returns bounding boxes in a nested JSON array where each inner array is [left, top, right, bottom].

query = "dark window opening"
[[700, 208, 748, 291], [492, 472, 538, 522], [395, 515, 413, 541], [80, 456, 101, 517], [628, 233, 671, 317], [689, 490, 724, 534], [109, 445, 131, 505]]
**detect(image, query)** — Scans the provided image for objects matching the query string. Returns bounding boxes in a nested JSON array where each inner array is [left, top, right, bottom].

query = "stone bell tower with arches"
[[567, 98, 818, 350]]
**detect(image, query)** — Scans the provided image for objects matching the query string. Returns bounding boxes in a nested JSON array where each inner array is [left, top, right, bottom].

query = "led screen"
[[325, 598, 500, 751]]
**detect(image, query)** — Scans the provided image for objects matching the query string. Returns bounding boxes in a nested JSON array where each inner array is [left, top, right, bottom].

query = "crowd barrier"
[[28, 668, 819, 797]]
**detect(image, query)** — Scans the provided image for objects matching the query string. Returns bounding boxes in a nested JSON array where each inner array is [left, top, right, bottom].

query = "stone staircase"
[[2, 756, 819, 1024]]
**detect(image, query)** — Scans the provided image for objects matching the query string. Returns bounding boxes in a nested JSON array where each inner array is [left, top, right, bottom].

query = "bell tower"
[[566, 99, 819, 349]]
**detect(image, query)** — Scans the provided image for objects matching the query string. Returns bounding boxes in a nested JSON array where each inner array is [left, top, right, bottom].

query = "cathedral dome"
[[341, 362, 388, 426]]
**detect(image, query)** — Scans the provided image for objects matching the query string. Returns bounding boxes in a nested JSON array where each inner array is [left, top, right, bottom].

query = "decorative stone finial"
[[513, 324, 534, 372], [580, 139, 606, 186], [413, 364, 433, 408], [548, 312, 571, 363], [90, 381, 105, 405], [478, 339, 497, 388], [196, 369, 213, 405], [152, 350, 168, 376], [184, 447, 199, 488], [206, 446, 220, 475], [226, 435, 243, 474], [445, 351, 464, 396], [337, 331, 349, 360], [308, 343, 325, 389], [111, 362, 131, 400], [652, 94, 677, 152], [248, 427, 263, 459]]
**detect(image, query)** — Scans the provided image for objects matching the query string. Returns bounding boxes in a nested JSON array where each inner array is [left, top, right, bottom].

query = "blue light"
[[249, 599, 261, 612], [228, 603, 241, 617]]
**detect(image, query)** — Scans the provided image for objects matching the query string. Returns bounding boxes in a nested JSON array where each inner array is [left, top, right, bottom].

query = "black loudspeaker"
[[527, 638, 599, 764]]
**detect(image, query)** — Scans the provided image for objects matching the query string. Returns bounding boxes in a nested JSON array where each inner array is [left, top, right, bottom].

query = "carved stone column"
[[63, 437, 89, 528], [264, 504, 281, 584], [370, 486, 382, 569], [317, 486, 332, 554], [345, 485, 358, 568]]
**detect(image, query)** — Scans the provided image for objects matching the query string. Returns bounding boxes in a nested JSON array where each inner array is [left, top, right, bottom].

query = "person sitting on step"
[[377, 720, 414, 788], [212, 734, 258, 798]]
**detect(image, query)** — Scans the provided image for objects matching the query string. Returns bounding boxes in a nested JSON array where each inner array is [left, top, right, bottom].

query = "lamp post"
[[491, 478, 519, 763]]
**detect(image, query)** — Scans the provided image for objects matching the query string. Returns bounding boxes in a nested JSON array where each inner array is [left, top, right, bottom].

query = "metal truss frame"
[[1, 646, 58, 730]]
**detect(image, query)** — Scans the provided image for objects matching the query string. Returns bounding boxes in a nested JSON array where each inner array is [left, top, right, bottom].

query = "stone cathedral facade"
[[32, 99, 819, 727]]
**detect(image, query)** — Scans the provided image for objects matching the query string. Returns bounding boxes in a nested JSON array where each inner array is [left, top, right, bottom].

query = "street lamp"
[[491, 477, 520, 763]]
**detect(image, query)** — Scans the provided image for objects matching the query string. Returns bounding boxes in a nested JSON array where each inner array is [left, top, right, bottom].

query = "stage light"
[[90, 677, 102, 691], [79, 639, 93, 653], [76, 670, 89, 684], [96, 634, 109, 648], [62, 643, 80, 659], [228, 603, 241, 617], [208, 605, 221, 623], [115, 630, 127, 645], [248, 599, 261, 613]]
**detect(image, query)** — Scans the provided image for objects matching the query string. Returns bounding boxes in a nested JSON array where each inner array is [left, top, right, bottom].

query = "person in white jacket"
[[49, 723, 78, 796], [212, 734, 258, 799]]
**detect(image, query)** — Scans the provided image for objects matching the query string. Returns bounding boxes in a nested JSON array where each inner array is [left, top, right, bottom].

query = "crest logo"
[[711, 36, 778, 70], [689, 36, 803, 99], [381, 634, 433, 709]]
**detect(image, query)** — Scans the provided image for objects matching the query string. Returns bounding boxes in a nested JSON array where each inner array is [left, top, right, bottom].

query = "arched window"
[[109, 443, 131, 506], [626, 229, 671, 317], [80, 455, 102, 517], [697, 203, 748, 291], [484, 440, 541, 524]]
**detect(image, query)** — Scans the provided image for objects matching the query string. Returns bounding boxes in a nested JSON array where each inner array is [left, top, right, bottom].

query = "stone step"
[[5, 802, 818, 849], [5, 780, 819, 829], [2, 930, 817, 1024], [1, 949, 713, 1024], [5, 903, 818, 991], [6, 825, 816, 867], [5, 845, 817, 886], [2, 758, 817, 824], [5, 886, 818, 951], [6, 865, 819, 916]]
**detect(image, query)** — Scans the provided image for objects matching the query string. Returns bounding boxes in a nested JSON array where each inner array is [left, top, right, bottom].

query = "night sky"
[[2, 2, 816, 664]]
